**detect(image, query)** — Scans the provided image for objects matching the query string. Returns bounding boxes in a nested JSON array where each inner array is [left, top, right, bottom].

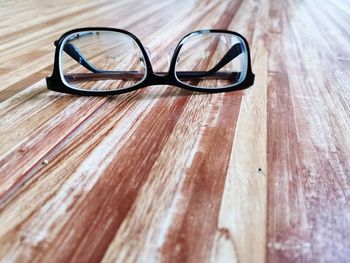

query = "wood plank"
[[267, 0, 350, 262]]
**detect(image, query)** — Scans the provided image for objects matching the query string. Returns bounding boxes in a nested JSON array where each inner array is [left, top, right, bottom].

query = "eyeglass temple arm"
[[58, 41, 243, 79], [64, 71, 242, 83], [56, 41, 104, 73], [190, 43, 243, 77]]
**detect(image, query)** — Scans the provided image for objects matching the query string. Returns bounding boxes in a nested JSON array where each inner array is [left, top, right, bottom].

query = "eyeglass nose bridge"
[[145, 72, 175, 86], [138, 46, 177, 85]]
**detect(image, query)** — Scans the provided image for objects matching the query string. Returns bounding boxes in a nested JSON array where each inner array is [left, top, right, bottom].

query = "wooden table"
[[0, 0, 349, 262]]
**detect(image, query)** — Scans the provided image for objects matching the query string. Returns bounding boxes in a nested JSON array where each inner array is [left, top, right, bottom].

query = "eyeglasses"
[[46, 27, 255, 96]]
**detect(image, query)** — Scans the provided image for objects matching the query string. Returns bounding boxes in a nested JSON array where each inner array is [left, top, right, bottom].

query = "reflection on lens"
[[175, 32, 248, 89], [60, 31, 146, 91]]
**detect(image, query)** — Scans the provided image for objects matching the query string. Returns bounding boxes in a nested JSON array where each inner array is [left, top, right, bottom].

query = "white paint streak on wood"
[[212, 1, 268, 262]]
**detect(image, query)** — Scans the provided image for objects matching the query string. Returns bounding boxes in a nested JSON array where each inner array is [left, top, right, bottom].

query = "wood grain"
[[0, 0, 349, 262]]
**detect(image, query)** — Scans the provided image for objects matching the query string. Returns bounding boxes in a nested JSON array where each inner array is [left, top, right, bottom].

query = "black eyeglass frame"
[[46, 27, 255, 96]]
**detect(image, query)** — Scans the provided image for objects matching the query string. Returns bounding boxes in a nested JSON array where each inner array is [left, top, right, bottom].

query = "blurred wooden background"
[[0, 0, 349, 262]]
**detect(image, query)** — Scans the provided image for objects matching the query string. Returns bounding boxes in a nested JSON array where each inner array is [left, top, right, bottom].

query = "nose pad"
[[167, 47, 180, 67], [139, 47, 152, 65]]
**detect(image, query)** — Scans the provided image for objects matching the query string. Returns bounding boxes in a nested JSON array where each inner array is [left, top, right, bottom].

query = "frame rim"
[[169, 29, 252, 90]]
